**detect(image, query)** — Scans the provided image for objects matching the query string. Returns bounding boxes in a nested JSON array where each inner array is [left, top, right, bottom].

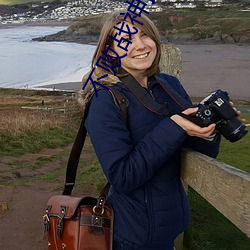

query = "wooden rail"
[[21, 103, 81, 115], [21, 106, 66, 113], [174, 149, 250, 249]]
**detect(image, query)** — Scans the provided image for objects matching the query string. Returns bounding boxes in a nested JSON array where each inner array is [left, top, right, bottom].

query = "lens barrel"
[[217, 118, 248, 142]]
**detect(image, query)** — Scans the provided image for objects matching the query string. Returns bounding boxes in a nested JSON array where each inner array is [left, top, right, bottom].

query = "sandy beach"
[[177, 44, 250, 102], [37, 44, 250, 102]]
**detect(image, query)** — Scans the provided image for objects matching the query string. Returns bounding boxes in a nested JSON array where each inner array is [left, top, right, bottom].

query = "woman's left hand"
[[230, 101, 246, 123]]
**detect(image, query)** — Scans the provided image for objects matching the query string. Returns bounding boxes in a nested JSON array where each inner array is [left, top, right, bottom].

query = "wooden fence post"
[[159, 45, 182, 79], [160, 44, 184, 250]]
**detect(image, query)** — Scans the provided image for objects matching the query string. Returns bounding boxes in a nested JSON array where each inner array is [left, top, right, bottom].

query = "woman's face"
[[109, 21, 157, 76]]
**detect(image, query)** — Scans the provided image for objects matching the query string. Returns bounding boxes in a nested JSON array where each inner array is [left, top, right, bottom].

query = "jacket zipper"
[[149, 89, 155, 101], [144, 190, 148, 203], [145, 184, 154, 243], [149, 89, 166, 120]]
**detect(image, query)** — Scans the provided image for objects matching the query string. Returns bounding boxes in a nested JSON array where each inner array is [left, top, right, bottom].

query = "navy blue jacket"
[[85, 73, 220, 249]]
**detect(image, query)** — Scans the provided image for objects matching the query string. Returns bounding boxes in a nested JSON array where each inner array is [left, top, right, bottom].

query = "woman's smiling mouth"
[[133, 52, 149, 59]]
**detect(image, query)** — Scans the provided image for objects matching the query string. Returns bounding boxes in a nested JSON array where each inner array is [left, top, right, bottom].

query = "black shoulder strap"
[[108, 87, 129, 125], [62, 106, 89, 195], [154, 75, 193, 110], [62, 87, 128, 196], [120, 73, 193, 114], [120, 74, 170, 115]]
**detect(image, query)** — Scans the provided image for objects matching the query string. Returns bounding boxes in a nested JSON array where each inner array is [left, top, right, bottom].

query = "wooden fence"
[[21, 102, 81, 116], [21, 45, 249, 248], [174, 150, 250, 250], [158, 45, 250, 249], [21, 106, 67, 113]]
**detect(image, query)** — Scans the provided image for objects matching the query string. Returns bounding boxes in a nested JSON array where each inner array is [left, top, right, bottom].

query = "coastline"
[[1, 23, 249, 102], [34, 81, 82, 92], [34, 43, 250, 102], [0, 20, 77, 30]]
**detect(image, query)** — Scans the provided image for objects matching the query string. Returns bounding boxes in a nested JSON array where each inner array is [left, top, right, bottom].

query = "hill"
[[33, 10, 250, 44]]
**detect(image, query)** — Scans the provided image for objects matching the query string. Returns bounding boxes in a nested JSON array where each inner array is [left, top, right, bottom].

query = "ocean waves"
[[0, 25, 95, 89]]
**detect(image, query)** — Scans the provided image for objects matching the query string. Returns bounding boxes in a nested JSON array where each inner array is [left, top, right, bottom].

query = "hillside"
[[33, 11, 250, 44]]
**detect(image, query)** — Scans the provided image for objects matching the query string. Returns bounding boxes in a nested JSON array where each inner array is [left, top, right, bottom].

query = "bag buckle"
[[56, 206, 66, 238], [91, 215, 103, 227], [43, 207, 50, 233], [93, 205, 104, 215]]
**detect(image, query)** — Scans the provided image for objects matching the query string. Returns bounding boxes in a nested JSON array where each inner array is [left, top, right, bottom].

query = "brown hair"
[[92, 9, 161, 79], [79, 10, 161, 108]]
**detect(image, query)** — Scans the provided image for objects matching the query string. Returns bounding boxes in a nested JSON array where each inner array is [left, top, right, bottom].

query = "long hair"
[[92, 10, 161, 78], [79, 10, 161, 107]]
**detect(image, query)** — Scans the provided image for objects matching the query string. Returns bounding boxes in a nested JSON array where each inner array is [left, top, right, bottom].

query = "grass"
[[1, 88, 249, 248], [184, 188, 250, 250], [76, 157, 107, 195], [217, 135, 250, 172], [183, 112, 250, 249], [0, 111, 78, 156], [148, 10, 250, 40], [217, 113, 250, 172], [10, 152, 67, 170], [0, 88, 81, 156], [217, 113, 250, 173]]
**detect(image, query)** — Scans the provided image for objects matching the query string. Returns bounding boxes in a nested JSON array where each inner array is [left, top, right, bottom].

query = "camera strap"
[[120, 72, 193, 115], [120, 74, 170, 115]]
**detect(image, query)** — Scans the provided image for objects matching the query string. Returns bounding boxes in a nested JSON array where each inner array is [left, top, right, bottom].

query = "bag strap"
[[62, 87, 128, 196], [154, 75, 193, 110], [120, 73, 193, 114], [120, 74, 170, 115]]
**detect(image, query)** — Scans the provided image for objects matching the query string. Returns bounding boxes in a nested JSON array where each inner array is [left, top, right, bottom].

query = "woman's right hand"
[[170, 107, 216, 139]]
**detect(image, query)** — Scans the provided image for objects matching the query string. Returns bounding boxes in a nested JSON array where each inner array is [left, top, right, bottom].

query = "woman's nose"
[[133, 37, 146, 50]]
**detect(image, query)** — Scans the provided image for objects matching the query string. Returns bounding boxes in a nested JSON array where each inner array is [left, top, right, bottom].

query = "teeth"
[[133, 53, 148, 59]]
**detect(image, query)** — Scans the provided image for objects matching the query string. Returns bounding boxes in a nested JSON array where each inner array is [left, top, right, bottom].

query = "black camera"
[[182, 89, 248, 142]]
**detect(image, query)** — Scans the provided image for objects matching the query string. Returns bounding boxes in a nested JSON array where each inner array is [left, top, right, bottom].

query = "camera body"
[[187, 89, 248, 142]]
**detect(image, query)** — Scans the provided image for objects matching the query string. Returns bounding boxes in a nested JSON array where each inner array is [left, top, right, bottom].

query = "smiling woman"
[[82, 9, 162, 93], [76, 9, 243, 250], [109, 22, 157, 88]]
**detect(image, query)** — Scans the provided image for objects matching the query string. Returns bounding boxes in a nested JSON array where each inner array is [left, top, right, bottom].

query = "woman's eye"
[[141, 32, 148, 37], [121, 37, 129, 43]]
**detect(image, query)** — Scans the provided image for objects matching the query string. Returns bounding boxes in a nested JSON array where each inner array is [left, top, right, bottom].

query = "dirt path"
[[0, 139, 93, 250], [0, 185, 56, 250]]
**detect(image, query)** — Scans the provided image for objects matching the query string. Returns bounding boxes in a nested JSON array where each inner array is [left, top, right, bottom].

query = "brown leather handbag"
[[43, 87, 128, 250], [43, 115, 114, 250], [43, 88, 128, 249], [43, 184, 113, 250]]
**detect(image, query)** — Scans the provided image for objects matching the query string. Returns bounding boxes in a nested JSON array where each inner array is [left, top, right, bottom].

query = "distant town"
[[0, 0, 225, 25]]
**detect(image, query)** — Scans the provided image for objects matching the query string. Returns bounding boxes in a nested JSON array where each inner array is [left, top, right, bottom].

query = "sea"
[[0, 25, 249, 101], [0, 25, 95, 89]]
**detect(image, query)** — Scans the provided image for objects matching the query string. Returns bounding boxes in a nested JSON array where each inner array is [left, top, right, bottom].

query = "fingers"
[[188, 124, 216, 138], [171, 113, 216, 139], [230, 101, 247, 122], [182, 107, 199, 116]]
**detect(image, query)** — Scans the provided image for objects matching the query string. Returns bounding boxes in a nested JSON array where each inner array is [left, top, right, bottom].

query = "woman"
[[79, 10, 222, 250]]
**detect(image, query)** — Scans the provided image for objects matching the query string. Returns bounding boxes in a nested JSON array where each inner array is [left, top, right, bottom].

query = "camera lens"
[[217, 118, 248, 142], [227, 123, 248, 142]]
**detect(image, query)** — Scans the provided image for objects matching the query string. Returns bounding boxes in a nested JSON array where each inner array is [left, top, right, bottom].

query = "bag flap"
[[46, 195, 96, 218]]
